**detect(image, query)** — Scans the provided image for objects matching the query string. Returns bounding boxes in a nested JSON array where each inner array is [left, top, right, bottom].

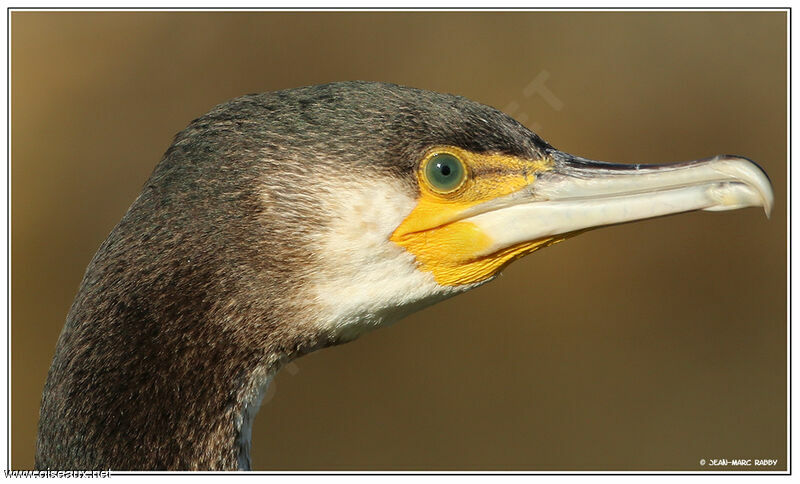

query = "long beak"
[[467, 151, 774, 256]]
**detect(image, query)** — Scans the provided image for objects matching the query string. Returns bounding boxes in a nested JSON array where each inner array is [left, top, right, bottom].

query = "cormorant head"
[[36, 81, 775, 471], [150, 81, 773, 345]]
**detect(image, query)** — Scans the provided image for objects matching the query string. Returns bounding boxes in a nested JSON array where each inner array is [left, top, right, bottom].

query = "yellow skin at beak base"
[[390, 148, 557, 287]]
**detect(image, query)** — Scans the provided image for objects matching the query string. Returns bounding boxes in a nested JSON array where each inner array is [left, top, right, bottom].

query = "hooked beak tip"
[[464, 152, 774, 257]]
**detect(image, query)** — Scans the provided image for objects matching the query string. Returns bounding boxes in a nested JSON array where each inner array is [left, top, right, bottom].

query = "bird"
[[35, 81, 773, 471]]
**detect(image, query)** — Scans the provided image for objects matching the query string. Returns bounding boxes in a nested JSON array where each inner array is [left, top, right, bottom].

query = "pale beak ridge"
[[467, 152, 774, 257]]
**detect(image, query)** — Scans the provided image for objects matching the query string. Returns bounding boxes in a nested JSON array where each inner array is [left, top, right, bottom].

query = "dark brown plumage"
[[36, 82, 552, 470]]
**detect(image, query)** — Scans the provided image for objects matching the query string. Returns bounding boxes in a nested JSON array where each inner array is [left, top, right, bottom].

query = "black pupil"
[[440, 163, 451, 176]]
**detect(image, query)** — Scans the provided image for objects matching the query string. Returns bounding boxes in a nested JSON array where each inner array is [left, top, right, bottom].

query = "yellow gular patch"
[[390, 146, 557, 286]]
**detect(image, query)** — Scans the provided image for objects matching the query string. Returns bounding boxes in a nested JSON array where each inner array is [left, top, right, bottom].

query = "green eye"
[[425, 153, 466, 193]]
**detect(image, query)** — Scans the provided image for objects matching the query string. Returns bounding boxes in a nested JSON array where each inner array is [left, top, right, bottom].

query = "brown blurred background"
[[11, 11, 786, 471]]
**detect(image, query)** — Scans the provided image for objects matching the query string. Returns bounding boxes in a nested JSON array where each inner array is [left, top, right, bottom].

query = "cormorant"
[[35, 81, 773, 471]]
